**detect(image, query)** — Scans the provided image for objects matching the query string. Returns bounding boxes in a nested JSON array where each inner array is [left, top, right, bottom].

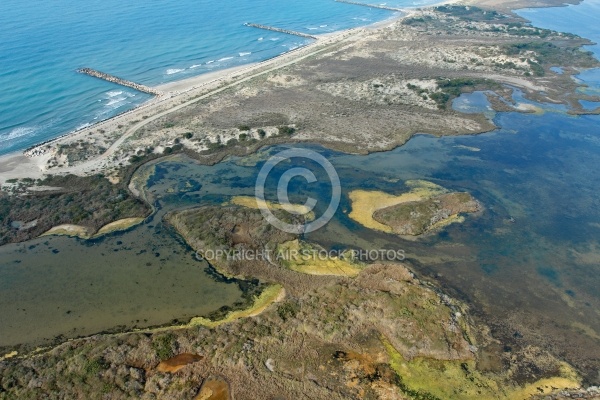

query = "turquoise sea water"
[[0, 0, 436, 156], [516, 0, 600, 58], [517, 0, 600, 91]]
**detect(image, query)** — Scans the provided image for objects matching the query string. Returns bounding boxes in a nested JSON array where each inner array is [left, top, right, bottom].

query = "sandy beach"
[[0, 0, 592, 187]]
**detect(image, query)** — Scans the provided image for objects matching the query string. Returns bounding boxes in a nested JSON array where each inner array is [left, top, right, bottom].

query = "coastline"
[[1, 0, 590, 184], [1, 2, 600, 396], [0, 12, 414, 184]]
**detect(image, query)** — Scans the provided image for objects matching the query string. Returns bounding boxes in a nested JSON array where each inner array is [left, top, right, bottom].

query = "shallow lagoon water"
[[517, 0, 600, 96], [451, 90, 495, 116], [0, 189, 249, 347], [579, 99, 600, 110], [1, 105, 600, 369], [130, 106, 600, 373]]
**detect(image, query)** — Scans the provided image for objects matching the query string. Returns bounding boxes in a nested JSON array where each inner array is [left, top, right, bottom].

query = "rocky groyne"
[[77, 68, 163, 96], [334, 0, 403, 12], [244, 23, 318, 40]]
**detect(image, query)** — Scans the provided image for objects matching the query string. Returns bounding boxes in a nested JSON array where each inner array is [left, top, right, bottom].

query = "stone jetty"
[[334, 0, 404, 12], [244, 23, 318, 40], [77, 68, 163, 96]]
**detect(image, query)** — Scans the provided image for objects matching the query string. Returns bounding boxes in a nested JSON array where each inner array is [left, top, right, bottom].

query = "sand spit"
[[41, 224, 93, 239], [41, 217, 145, 239], [1, 1, 598, 185], [94, 217, 145, 236]]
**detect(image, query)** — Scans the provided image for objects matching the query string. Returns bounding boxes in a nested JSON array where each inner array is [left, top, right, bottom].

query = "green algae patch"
[[94, 217, 145, 237], [277, 239, 363, 277], [383, 336, 499, 400], [382, 337, 581, 400], [188, 284, 285, 329]]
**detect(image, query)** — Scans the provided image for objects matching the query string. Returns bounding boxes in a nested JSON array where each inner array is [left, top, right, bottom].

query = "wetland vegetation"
[[1, 2, 600, 399]]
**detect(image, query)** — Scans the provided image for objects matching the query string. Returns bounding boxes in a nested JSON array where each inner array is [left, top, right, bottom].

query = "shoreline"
[[0, 12, 413, 175], [0, 0, 589, 183]]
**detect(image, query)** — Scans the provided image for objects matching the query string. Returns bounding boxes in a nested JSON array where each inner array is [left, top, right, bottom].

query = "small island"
[[374, 191, 481, 236], [349, 181, 481, 237]]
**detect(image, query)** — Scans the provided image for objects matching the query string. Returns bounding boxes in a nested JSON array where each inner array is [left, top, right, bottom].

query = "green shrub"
[[278, 126, 296, 136], [152, 333, 176, 361], [277, 301, 300, 321], [207, 141, 223, 151], [84, 357, 106, 376]]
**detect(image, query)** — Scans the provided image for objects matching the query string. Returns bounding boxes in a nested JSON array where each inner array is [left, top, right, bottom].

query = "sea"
[[0, 0, 434, 156]]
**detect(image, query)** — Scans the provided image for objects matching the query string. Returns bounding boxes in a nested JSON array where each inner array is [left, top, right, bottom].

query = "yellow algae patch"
[[41, 224, 92, 239], [277, 239, 362, 277], [512, 376, 580, 399], [230, 195, 313, 217], [188, 284, 285, 328], [348, 180, 447, 233], [0, 351, 18, 361], [41, 218, 145, 240], [511, 361, 580, 399], [94, 217, 144, 237], [382, 337, 580, 400], [430, 214, 465, 231]]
